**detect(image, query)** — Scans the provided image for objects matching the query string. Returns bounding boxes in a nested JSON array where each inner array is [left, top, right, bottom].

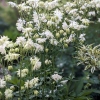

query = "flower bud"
[[18, 98, 21, 100], [71, 31, 74, 34], [15, 48, 19, 52], [21, 86, 25, 90], [47, 21, 52, 27], [34, 90, 39, 96], [64, 44, 68, 48], [28, 23, 33, 28], [66, 28, 70, 34], [45, 48, 48, 53], [56, 33, 60, 38], [59, 30, 64, 34], [0, 91, 2, 98], [36, 34, 39, 38], [8, 66, 13, 71], [51, 17, 55, 21], [14, 43, 18, 47], [10, 86, 15, 91], [10, 49, 14, 53], [39, 1, 44, 7]]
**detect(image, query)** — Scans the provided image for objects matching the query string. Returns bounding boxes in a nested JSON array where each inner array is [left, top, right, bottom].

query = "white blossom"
[[5, 74, 11, 81], [54, 9, 63, 23], [81, 19, 90, 25], [18, 3, 31, 12], [5, 89, 13, 99], [5, 53, 20, 61], [8, 2, 17, 7], [45, 59, 51, 65], [26, 0, 39, 8], [79, 34, 86, 42], [50, 39, 58, 46], [41, 30, 54, 39], [24, 77, 39, 89], [16, 18, 25, 31], [45, 0, 58, 10], [0, 45, 6, 55], [0, 78, 6, 88], [36, 38, 47, 44], [17, 69, 29, 78], [34, 43, 44, 53], [30, 57, 41, 70], [16, 36, 26, 46], [33, 11, 39, 23], [51, 74, 62, 82], [24, 39, 34, 50], [88, 11, 96, 16], [66, 34, 76, 43], [62, 22, 68, 30]]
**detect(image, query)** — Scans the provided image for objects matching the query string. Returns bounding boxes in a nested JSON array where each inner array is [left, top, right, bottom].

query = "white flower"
[[36, 38, 47, 44], [5, 74, 11, 81], [34, 61, 41, 70], [66, 34, 76, 43], [5, 41, 14, 48], [16, 18, 25, 31], [16, 36, 26, 46], [34, 90, 39, 95], [24, 80, 30, 89], [30, 57, 41, 70], [79, 34, 85, 42], [45, 59, 51, 65], [40, 13, 47, 22], [22, 27, 33, 37], [54, 9, 63, 22], [33, 11, 40, 30], [24, 77, 39, 89], [69, 9, 78, 15], [24, 39, 34, 50], [26, 0, 39, 8], [47, 20, 54, 27], [0, 78, 6, 88], [34, 43, 44, 53], [51, 74, 62, 82], [50, 39, 58, 46], [8, 2, 17, 7], [96, 3, 100, 8], [62, 21, 68, 30], [88, 11, 95, 16], [31, 77, 39, 85], [69, 21, 80, 30], [41, 30, 54, 39], [45, 0, 58, 10], [0, 36, 9, 45], [18, 3, 31, 12], [33, 11, 39, 23], [5, 53, 20, 61], [0, 45, 6, 55], [81, 19, 90, 25], [17, 69, 28, 78], [98, 18, 100, 22], [61, 80, 68, 84], [5, 89, 13, 99]]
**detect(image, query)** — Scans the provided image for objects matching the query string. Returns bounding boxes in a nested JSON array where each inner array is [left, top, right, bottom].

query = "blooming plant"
[[0, 0, 100, 100]]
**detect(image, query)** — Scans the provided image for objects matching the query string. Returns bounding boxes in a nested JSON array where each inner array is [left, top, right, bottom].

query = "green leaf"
[[79, 89, 100, 97], [75, 79, 84, 96], [9, 77, 24, 86]]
